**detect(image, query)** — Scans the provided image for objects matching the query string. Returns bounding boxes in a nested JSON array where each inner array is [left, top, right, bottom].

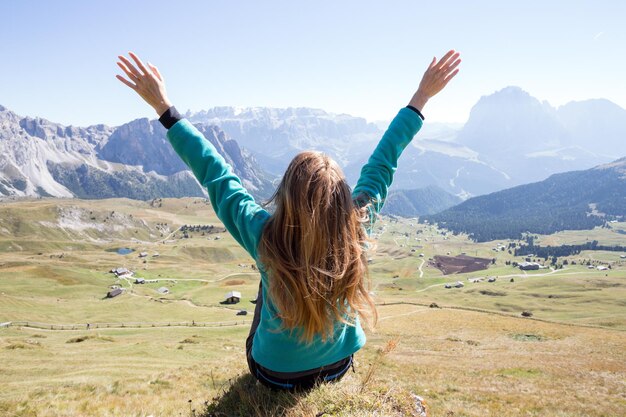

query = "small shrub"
[[66, 334, 114, 343], [511, 333, 544, 342], [5, 343, 30, 350]]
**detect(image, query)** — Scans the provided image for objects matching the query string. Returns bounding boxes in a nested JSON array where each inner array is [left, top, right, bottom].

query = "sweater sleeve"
[[167, 119, 270, 258], [352, 107, 423, 230]]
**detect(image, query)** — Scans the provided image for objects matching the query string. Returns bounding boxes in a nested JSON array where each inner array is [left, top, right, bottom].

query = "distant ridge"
[[420, 158, 626, 242], [381, 186, 461, 217]]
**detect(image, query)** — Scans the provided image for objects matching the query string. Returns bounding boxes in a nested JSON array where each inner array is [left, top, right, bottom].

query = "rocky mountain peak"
[[0, 105, 273, 199], [459, 86, 566, 158]]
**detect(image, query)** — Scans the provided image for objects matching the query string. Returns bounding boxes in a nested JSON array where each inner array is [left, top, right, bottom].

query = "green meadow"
[[1, 198, 624, 416]]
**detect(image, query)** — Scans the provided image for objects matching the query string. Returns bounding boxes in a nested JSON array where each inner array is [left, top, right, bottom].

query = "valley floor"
[[0, 198, 625, 416]]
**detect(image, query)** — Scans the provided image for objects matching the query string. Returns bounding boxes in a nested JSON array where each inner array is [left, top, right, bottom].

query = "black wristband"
[[406, 105, 425, 121], [158, 106, 183, 129]]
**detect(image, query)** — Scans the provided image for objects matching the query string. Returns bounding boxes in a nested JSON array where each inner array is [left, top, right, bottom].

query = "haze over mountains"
[[1, 86, 625, 217], [455, 87, 626, 195], [185, 86, 626, 198]]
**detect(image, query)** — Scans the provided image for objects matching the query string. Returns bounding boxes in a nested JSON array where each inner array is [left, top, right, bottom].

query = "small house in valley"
[[157, 287, 169, 294], [107, 288, 123, 298], [224, 291, 242, 304], [112, 267, 133, 278], [518, 261, 540, 271]]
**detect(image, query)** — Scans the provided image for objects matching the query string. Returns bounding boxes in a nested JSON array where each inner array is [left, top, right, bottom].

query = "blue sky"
[[1, 0, 624, 126]]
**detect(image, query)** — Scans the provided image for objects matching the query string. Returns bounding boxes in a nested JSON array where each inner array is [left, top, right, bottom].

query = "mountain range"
[[453, 87, 625, 195], [185, 87, 626, 199], [1, 86, 625, 218], [0, 105, 272, 200]]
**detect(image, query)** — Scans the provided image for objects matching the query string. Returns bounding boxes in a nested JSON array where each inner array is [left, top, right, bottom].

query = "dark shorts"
[[245, 282, 353, 391]]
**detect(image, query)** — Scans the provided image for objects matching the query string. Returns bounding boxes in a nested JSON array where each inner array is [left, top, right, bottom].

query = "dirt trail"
[[379, 308, 429, 321], [157, 272, 259, 283]]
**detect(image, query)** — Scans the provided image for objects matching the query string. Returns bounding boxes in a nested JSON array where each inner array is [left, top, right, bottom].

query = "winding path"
[[417, 259, 425, 278], [157, 271, 259, 284], [379, 308, 429, 321]]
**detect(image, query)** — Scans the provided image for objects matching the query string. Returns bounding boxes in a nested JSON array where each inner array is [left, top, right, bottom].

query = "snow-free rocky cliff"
[[0, 105, 273, 200]]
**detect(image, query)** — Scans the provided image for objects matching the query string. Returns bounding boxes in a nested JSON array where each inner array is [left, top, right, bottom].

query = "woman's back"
[[163, 107, 423, 372], [116, 49, 460, 388]]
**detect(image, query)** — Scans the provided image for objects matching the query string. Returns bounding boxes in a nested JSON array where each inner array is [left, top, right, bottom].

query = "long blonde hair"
[[258, 151, 377, 343]]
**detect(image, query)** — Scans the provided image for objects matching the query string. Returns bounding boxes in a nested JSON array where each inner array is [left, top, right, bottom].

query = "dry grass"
[[1, 308, 624, 416], [1, 198, 625, 416], [200, 373, 422, 417]]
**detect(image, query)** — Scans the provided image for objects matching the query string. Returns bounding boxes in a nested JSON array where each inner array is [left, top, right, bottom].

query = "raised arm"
[[352, 50, 461, 227], [116, 52, 270, 257]]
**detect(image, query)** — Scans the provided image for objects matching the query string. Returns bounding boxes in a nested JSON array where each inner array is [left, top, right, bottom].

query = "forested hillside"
[[421, 158, 626, 241]]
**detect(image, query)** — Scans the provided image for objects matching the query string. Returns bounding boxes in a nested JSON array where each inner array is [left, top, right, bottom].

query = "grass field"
[[1, 197, 624, 416]]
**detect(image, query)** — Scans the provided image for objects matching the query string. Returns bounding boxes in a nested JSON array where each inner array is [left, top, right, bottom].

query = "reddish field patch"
[[431, 255, 491, 275], [222, 279, 246, 286]]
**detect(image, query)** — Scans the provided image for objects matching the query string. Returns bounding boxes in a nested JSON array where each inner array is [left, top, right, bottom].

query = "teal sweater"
[[167, 107, 423, 372]]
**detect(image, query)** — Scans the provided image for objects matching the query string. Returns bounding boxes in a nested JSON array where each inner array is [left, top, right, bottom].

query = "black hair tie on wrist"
[[406, 105, 425, 121], [159, 106, 183, 129]]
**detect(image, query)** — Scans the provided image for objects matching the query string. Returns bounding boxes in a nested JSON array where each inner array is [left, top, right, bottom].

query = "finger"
[[128, 51, 150, 76], [428, 56, 437, 69], [148, 62, 162, 81], [116, 74, 137, 90], [444, 53, 461, 68], [444, 58, 461, 75], [437, 50, 456, 68], [443, 68, 460, 83], [117, 61, 138, 81], [439, 53, 460, 71], [118, 56, 142, 78]]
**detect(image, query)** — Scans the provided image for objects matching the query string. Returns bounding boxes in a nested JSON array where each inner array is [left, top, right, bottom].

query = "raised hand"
[[409, 50, 461, 112], [116, 52, 172, 116]]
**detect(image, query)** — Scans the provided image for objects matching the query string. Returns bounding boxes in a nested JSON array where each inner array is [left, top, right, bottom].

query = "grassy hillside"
[[0, 198, 625, 416]]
